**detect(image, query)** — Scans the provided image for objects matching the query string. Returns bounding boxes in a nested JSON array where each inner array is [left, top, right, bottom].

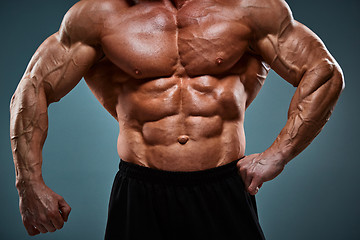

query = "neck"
[[132, 0, 188, 9], [170, 0, 187, 8]]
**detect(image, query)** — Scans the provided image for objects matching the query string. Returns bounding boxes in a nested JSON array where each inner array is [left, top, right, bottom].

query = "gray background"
[[0, 0, 359, 239]]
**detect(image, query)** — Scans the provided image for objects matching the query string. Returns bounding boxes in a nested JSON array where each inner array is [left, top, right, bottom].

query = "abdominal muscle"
[[115, 74, 247, 171]]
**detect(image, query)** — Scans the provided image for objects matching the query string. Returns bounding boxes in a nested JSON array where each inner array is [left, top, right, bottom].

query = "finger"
[[42, 221, 57, 232], [236, 161, 247, 183], [34, 224, 48, 234], [23, 221, 40, 236], [238, 166, 247, 184], [236, 159, 243, 170], [59, 198, 71, 222], [51, 213, 65, 230], [248, 177, 263, 195], [244, 173, 253, 192]]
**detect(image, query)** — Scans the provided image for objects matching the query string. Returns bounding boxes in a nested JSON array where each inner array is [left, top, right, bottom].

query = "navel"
[[177, 135, 189, 145]]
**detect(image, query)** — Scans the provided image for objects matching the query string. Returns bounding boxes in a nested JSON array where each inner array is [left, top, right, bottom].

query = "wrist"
[[15, 174, 44, 190], [261, 148, 293, 167]]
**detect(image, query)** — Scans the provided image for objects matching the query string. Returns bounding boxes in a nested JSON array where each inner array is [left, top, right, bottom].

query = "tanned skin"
[[10, 0, 344, 236]]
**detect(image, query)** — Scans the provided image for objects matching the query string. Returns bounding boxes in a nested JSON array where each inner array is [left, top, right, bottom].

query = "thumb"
[[58, 197, 71, 222], [248, 177, 262, 195]]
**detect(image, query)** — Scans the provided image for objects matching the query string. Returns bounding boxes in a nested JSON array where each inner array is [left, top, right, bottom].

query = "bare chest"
[[100, 1, 252, 79]]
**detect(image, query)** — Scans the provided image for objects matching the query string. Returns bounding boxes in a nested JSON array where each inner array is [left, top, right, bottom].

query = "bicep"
[[255, 20, 338, 87], [21, 32, 100, 104]]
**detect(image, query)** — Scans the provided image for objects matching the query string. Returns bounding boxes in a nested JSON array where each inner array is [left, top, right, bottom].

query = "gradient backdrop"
[[1, 0, 359, 239]]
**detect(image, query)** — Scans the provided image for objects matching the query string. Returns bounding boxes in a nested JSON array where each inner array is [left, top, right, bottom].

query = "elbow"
[[330, 65, 345, 96], [9, 93, 16, 111], [317, 58, 345, 96], [323, 59, 345, 92], [9, 89, 20, 113]]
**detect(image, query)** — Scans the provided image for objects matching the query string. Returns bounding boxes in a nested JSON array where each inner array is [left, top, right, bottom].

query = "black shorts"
[[105, 159, 265, 240]]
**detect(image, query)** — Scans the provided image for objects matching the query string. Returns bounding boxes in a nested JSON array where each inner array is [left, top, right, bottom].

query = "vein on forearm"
[[10, 45, 74, 180], [10, 77, 47, 179], [271, 64, 343, 162]]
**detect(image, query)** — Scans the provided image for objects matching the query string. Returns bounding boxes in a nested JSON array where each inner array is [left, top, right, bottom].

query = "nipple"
[[177, 135, 189, 145], [134, 69, 141, 76], [216, 57, 223, 65]]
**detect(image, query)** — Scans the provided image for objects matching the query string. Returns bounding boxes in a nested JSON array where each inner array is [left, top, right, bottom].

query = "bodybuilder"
[[10, 0, 344, 239]]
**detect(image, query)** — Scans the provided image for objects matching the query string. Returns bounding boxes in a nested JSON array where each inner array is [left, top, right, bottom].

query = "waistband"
[[118, 158, 243, 185]]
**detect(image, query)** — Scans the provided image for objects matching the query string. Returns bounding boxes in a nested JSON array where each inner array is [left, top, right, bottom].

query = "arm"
[[10, 3, 102, 235], [237, 0, 344, 195]]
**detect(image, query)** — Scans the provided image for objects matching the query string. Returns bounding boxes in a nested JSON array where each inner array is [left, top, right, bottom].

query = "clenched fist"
[[237, 153, 285, 195], [17, 181, 71, 236]]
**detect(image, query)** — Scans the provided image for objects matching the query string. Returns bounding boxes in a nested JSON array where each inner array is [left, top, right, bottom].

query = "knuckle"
[[253, 172, 260, 179], [240, 166, 249, 174], [22, 216, 30, 224], [236, 161, 242, 168], [252, 169, 261, 178], [38, 215, 48, 224], [247, 170, 254, 177], [48, 210, 58, 218]]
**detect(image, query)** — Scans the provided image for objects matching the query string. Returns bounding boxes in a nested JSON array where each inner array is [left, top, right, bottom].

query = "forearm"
[[10, 77, 49, 188], [263, 63, 344, 165], [10, 32, 99, 188]]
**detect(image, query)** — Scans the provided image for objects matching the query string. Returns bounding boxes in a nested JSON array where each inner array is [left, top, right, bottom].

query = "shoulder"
[[240, 0, 294, 38], [58, 0, 128, 46]]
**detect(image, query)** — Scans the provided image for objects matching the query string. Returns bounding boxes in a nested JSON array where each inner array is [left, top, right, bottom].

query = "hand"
[[17, 181, 71, 236], [237, 153, 285, 195]]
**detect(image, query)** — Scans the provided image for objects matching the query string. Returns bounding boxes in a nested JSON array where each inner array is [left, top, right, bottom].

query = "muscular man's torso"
[[83, 0, 270, 171]]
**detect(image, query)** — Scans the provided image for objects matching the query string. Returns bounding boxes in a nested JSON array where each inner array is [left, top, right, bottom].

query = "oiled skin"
[[10, 0, 344, 236]]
